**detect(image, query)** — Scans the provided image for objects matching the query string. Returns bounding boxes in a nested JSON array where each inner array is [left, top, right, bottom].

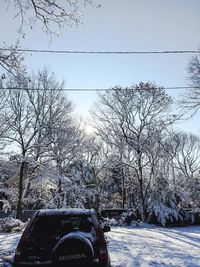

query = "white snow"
[[106, 226, 200, 267], [0, 226, 200, 266], [0, 232, 21, 265]]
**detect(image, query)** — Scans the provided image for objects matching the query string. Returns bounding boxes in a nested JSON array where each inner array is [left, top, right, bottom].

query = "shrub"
[[0, 217, 27, 232]]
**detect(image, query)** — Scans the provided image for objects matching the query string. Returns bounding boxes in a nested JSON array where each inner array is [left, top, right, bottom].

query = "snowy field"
[[107, 226, 200, 267], [0, 232, 21, 266], [0, 226, 200, 267]]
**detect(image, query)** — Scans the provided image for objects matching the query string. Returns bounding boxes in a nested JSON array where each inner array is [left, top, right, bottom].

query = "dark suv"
[[13, 209, 111, 267]]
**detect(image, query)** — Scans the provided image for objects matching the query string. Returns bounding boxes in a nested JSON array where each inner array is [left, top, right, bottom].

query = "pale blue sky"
[[1, 0, 200, 134]]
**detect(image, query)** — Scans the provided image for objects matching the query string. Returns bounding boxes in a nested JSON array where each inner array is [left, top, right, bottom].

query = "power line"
[[0, 48, 199, 55], [0, 86, 197, 92]]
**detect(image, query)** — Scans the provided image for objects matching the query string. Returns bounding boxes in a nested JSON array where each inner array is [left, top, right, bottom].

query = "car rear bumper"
[[14, 261, 111, 267]]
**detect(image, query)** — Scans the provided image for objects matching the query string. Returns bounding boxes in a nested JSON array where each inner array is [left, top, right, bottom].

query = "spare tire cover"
[[52, 233, 94, 267]]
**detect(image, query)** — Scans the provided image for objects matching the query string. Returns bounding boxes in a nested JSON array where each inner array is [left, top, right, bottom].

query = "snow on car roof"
[[36, 208, 95, 217]]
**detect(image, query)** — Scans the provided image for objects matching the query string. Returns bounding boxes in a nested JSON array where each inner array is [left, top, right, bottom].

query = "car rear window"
[[26, 215, 93, 242]]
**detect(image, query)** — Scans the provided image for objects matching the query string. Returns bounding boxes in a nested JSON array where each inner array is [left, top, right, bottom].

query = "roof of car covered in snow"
[[35, 208, 96, 217]]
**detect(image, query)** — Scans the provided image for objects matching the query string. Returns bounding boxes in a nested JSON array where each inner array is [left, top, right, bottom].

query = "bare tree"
[[0, 88, 8, 141], [173, 133, 200, 180], [1, 0, 98, 75], [2, 68, 73, 219], [0, 44, 24, 77], [91, 82, 176, 221], [173, 133, 200, 206], [8, 0, 98, 34], [153, 131, 200, 211], [181, 54, 200, 114]]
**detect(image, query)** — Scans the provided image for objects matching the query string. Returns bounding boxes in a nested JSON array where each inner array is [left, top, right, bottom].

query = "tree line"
[[0, 0, 200, 224], [0, 59, 199, 225]]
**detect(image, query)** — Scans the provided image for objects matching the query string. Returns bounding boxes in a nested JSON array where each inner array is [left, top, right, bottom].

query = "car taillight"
[[99, 247, 108, 262], [97, 227, 108, 262], [14, 248, 21, 263]]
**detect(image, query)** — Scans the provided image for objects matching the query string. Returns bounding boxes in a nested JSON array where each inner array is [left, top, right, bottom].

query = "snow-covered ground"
[[106, 226, 200, 267], [0, 226, 200, 267], [0, 232, 21, 266]]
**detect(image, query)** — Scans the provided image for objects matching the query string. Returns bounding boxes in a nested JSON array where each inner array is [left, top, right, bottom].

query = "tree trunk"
[[16, 161, 25, 220], [138, 153, 147, 222], [139, 183, 146, 222], [121, 167, 126, 209], [57, 178, 62, 209], [95, 192, 100, 212]]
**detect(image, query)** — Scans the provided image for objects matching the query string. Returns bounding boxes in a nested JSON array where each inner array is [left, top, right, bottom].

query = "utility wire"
[[0, 48, 199, 55], [0, 86, 197, 92]]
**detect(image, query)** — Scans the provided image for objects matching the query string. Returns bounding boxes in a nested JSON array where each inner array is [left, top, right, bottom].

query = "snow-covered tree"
[[147, 178, 180, 226], [46, 118, 84, 209], [172, 133, 200, 210], [0, 160, 18, 212], [91, 82, 177, 221], [2, 68, 73, 218]]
